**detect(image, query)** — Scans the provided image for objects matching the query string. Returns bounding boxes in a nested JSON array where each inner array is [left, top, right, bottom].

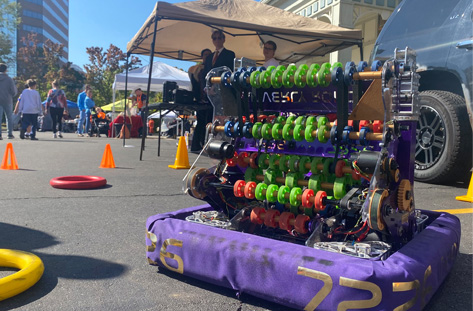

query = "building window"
[[300, 9, 306, 16], [25, 0, 42, 5], [313, 2, 318, 12], [364, 0, 374, 4], [328, 0, 333, 4], [376, 0, 385, 5], [387, 0, 396, 7], [321, 0, 325, 9], [23, 10, 42, 20], [307, 5, 312, 15], [23, 24, 42, 34], [352, 0, 361, 2]]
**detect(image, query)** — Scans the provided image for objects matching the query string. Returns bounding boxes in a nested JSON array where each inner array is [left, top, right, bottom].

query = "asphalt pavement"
[[0, 132, 471, 311]]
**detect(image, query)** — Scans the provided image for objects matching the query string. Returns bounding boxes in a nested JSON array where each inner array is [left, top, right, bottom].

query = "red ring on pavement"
[[50, 176, 107, 189]]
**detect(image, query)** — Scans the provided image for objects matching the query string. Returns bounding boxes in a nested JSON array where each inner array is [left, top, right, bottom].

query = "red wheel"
[[257, 115, 267, 122], [335, 160, 346, 178], [301, 189, 314, 208], [294, 214, 310, 234], [50, 176, 107, 190], [347, 120, 354, 127], [244, 181, 257, 199], [279, 212, 295, 230], [314, 191, 327, 211], [233, 180, 246, 197], [373, 120, 383, 133], [264, 209, 280, 228], [249, 152, 259, 169], [359, 120, 370, 131], [250, 207, 265, 225], [226, 151, 238, 167], [351, 169, 361, 181], [249, 114, 255, 123], [237, 152, 249, 168]]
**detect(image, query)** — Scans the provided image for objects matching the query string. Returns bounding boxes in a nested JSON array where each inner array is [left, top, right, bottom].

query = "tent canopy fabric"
[[113, 61, 191, 92], [127, 0, 363, 65], [101, 99, 132, 112]]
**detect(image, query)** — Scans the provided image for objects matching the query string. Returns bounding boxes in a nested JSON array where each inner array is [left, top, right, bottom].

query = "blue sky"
[[69, 0, 194, 71]]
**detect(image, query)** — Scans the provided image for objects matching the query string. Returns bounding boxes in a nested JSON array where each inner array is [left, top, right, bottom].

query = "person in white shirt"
[[14, 79, 43, 140], [263, 41, 279, 68]]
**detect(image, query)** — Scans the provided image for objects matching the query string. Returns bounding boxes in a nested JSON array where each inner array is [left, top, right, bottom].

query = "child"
[[14, 79, 43, 140]]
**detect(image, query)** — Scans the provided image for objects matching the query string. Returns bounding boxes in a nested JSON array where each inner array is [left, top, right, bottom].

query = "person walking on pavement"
[[0, 63, 18, 140], [46, 80, 68, 138], [77, 85, 91, 137], [84, 89, 96, 137], [14, 79, 43, 140]]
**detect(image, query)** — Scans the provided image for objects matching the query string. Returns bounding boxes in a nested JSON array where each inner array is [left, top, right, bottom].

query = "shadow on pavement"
[[0, 223, 128, 310]]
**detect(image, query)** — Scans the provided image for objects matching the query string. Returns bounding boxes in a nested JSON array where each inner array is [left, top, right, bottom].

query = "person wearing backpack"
[[46, 80, 68, 138]]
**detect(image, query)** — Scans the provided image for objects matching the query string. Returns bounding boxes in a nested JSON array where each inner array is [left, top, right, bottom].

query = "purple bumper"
[[146, 205, 460, 311]]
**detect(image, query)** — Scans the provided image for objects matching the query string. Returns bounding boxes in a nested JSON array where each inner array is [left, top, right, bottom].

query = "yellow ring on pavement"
[[0, 249, 44, 301]]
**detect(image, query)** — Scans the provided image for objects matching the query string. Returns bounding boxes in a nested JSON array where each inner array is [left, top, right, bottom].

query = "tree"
[[59, 62, 86, 102], [0, 0, 20, 65], [84, 44, 141, 106]]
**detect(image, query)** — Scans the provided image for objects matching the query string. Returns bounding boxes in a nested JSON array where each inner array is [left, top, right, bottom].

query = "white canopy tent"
[[111, 61, 191, 107]]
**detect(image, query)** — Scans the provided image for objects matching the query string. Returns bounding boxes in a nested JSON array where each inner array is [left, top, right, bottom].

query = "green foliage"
[[84, 45, 141, 106], [0, 0, 20, 65]]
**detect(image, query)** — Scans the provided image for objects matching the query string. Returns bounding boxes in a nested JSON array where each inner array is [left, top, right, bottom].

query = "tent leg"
[[158, 109, 161, 157]]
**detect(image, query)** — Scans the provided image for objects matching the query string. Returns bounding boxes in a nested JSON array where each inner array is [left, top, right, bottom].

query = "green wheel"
[[264, 169, 283, 185], [276, 116, 286, 124], [307, 63, 320, 87], [252, 122, 263, 139], [266, 184, 279, 203], [317, 124, 328, 143], [277, 185, 290, 204], [286, 116, 296, 125], [269, 154, 281, 169], [271, 123, 283, 140], [333, 176, 347, 199], [299, 156, 311, 174], [305, 124, 316, 142], [289, 155, 300, 172], [317, 62, 331, 87], [332, 62, 343, 69], [282, 65, 297, 88], [271, 65, 286, 88], [279, 155, 291, 172], [261, 123, 272, 140], [255, 183, 268, 201], [245, 167, 262, 182], [282, 123, 294, 141], [293, 124, 304, 141], [295, 116, 305, 126], [260, 66, 275, 88], [294, 64, 308, 88], [308, 174, 324, 192], [258, 153, 269, 169], [323, 158, 333, 177], [285, 172, 300, 188], [289, 187, 302, 207], [250, 71, 262, 88], [306, 116, 317, 127], [317, 115, 329, 128], [311, 157, 324, 174]]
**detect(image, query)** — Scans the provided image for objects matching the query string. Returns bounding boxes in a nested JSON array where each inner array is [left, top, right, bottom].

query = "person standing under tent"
[[46, 80, 68, 138], [84, 89, 96, 137], [77, 85, 91, 137], [189, 48, 212, 152], [204, 29, 236, 73], [132, 88, 147, 131], [14, 79, 43, 140], [0, 63, 17, 140], [262, 41, 279, 68]]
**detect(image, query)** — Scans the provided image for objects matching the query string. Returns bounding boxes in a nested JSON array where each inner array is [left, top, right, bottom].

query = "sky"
[[68, 0, 195, 72]]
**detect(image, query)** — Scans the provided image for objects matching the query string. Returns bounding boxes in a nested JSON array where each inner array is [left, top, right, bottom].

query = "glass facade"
[[16, 0, 69, 76]]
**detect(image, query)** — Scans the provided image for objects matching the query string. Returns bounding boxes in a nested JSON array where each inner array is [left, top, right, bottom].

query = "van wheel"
[[415, 91, 472, 183]]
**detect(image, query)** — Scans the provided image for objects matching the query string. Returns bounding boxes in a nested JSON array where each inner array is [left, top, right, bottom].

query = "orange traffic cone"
[[169, 136, 190, 169], [1, 143, 19, 170], [100, 144, 116, 168], [456, 173, 473, 203]]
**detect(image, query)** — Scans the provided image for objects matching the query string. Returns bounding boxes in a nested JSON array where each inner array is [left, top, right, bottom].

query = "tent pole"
[[140, 13, 160, 160], [123, 53, 130, 147], [359, 43, 364, 62], [111, 87, 116, 137]]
